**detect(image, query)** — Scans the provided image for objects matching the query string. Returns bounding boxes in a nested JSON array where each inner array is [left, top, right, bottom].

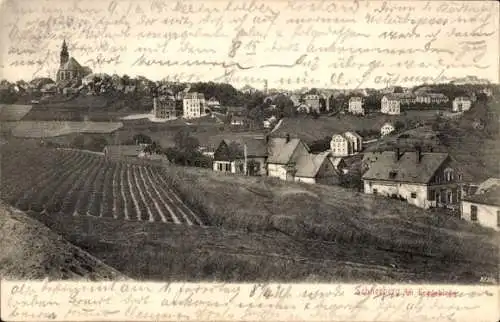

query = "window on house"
[[389, 171, 398, 179], [428, 189, 434, 201], [218, 163, 223, 171], [225, 163, 231, 172], [411, 192, 417, 199], [470, 205, 478, 222], [373, 189, 378, 195], [497, 211, 500, 228]]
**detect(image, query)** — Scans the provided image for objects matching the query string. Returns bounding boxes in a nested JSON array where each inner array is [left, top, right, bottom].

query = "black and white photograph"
[[0, 0, 498, 318]]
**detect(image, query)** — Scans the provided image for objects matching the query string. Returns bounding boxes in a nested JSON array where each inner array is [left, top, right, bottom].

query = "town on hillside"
[[1, 39, 499, 286]]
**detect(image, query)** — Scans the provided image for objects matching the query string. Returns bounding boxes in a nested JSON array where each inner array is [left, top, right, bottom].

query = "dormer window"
[[444, 168, 454, 181], [389, 171, 398, 179]]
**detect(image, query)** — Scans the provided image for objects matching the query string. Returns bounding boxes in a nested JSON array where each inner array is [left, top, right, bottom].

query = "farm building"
[[348, 97, 364, 115], [362, 148, 464, 209], [103, 145, 143, 162], [267, 135, 310, 181], [381, 122, 395, 137], [213, 137, 268, 176], [461, 178, 500, 231], [380, 95, 400, 115], [452, 96, 472, 112], [294, 152, 341, 185]]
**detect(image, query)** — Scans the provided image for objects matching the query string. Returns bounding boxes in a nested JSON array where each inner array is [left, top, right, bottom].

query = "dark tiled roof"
[[295, 152, 332, 178], [362, 151, 449, 184], [267, 137, 306, 165], [463, 185, 500, 207], [219, 138, 268, 159]]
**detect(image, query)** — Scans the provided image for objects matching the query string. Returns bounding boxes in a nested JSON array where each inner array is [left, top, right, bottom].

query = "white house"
[[381, 95, 400, 115], [348, 97, 364, 115], [380, 122, 395, 137], [461, 178, 500, 231], [362, 148, 463, 209], [344, 131, 363, 152], [452, 96, 472, 112], [303, 94, 321, 113], [330, 134, 352, 157], [183, 92, 206, 119]]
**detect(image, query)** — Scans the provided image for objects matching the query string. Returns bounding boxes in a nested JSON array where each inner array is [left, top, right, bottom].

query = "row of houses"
[[212, 135, 344, 185], [348, 95, 473, 115]]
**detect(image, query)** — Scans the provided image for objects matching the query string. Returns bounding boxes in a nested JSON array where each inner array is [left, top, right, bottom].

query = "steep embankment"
[[0, 202, 125, 280]]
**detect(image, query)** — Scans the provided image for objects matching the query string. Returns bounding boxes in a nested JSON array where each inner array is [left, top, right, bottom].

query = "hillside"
[[1, 141, 498, 283], [0, 202, 125, 280]]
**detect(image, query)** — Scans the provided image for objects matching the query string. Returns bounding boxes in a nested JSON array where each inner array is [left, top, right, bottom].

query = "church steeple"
[[60, 39, 69, 66]]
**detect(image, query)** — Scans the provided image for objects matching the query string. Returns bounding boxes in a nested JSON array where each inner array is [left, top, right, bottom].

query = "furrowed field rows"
[[0, 145, 206, 227]]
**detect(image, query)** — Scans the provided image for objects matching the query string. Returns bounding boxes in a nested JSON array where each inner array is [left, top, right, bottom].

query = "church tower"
[[60, 39, 69, 66]]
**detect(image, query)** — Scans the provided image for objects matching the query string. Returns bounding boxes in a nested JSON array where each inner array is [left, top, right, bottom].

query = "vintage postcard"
[[0, 0, 499, 321]]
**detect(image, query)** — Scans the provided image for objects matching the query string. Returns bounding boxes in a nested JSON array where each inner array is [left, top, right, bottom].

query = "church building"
[[56, 40, 91, 83]]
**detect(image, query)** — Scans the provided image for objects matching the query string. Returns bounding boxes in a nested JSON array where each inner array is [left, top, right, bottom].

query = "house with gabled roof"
[[267, 135, 310, 181], [362, 148, 464, 209], [294, 151, 341, 185], [344, 131, 363, 152], [213, 137, 268, 176], [348, 96, 364, 115], [461, 178, 500, 230]]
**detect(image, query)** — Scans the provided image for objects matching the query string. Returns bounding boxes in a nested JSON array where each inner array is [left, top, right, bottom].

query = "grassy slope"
[[0, 202, 125, 280], [157, 166, 499, 283], [273, 111, 439, 143]]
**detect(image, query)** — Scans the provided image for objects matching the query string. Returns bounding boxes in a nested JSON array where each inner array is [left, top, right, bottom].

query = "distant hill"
[[0, 202, 125, 280]]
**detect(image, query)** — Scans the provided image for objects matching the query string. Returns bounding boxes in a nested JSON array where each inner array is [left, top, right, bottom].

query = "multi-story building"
[[380, 95, 400, 115], [348, 97, 364, 115], [461, 178, 500, 231], [182, 92, 206, 119], [153, 96, 177, 119], [452, 96, 472, 112], [303, 94, 321, 113]]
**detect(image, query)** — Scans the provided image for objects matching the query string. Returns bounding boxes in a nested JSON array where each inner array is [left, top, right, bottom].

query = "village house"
[[381, 122, 395, 137], [362, 148, 463, 209], [303, 94, 321, 113], [330, 134, 352, 157], [212, 137, 268, 176], [153, 95, 177, 119], [415, 93, 449, 105], [392, 93, 416, 105], [330, 132, 363, 157], [230, 116, 247, 126], [380, 95, 400, 115], [207, 97, 221, 108], [267, 135, 310, 181], [452, 96, 472, 112], [348, 97, 364, 115], [183, 92, 207, 119], [330, 156, 348, 173], [344, 131, 363, 152], [293, 151, 341, 185], [461, 178, 500, 231]]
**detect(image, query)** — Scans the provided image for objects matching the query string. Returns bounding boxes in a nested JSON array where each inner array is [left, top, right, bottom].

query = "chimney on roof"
[[285, 133, 290, 143]]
